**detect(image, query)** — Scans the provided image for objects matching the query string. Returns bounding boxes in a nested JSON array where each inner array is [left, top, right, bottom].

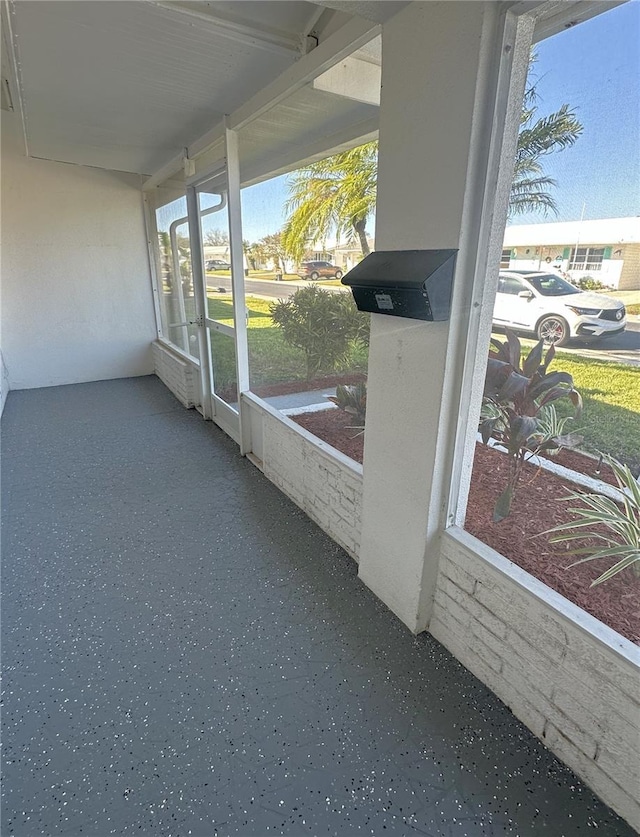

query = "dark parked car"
[[206, 259, 231, 271], [298, 260, 343, 280]]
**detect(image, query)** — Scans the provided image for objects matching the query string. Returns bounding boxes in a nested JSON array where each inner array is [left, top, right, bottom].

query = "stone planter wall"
[[244, 396, 362, 560], [152, 340, 199, 409], [431, 527, 640, 831]]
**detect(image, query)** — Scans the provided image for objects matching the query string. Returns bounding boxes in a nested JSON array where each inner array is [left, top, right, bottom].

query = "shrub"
[[481, 329, 582, 521], [270, 286, 369, 380], [575, 275, 607, 291]]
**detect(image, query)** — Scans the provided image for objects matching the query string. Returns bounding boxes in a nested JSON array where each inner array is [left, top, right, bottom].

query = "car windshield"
[[527, 273, 581, 297]]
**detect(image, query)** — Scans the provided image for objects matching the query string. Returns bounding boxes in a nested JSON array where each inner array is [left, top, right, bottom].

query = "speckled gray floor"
[[1, 376, 634, 837]]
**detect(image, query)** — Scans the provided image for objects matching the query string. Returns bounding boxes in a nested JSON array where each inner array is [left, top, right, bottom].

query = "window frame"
[[569, 246, 605, 271]]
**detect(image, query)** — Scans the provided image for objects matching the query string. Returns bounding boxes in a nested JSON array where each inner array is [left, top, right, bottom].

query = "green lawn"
[[489, 330, 639, 470], [234, 308, 637, 472], [550, 352, 640, 472]]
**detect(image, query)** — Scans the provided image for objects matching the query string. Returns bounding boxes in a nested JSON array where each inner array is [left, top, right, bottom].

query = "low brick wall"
[[152, 340, 198, 408], [252, 400, 363, 560], [431, 527, 640, 831]]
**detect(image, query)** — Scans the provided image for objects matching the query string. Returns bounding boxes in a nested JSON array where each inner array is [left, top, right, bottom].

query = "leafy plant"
[[327, 382, 367, 433], [546, 457, 640, 586], [536, 404, 583, 456], [481, 329, 582, 521], [269, 286, 369, 381]]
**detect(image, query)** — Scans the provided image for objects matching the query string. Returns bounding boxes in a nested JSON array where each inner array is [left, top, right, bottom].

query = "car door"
[[493, 275, 536, 329]]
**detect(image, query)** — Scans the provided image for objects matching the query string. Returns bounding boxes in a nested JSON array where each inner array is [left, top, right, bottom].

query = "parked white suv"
[[493, 270, 626, 346]]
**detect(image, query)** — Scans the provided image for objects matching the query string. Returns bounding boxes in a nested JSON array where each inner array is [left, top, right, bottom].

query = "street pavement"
[[206, 274, 342, 299], [559, 321, 640, 366]]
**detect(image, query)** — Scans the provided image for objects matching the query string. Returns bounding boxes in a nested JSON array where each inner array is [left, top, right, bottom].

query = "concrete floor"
[[1, 376, 634, 837]]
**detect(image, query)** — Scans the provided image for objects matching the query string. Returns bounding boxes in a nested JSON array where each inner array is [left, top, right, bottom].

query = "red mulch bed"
[[292, 407, 640, 644], [253, 373, 366, 400], [294, 407, 366, 463]]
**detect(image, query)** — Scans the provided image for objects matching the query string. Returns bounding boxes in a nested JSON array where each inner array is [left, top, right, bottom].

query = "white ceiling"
[[3, 0, 406, 175]]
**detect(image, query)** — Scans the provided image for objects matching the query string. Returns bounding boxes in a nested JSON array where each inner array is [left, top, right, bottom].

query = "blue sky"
[[512, 0, 640, 225], [215, 2, 640, 242]]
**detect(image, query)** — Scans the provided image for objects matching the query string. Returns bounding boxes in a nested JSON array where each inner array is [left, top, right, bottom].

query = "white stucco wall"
[[1, 114, 156, 390]]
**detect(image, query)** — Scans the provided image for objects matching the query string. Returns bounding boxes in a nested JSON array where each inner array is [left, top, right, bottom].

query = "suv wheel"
[[537, 315, 570, 346], [335, 269, 343, 280], [310, 271, 320, 280]]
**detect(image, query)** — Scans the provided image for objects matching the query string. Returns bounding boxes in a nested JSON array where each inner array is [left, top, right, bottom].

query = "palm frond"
[[283, 142, 377, 260]]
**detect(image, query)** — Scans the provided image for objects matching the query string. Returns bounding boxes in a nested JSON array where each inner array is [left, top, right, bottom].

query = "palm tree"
[[283, 63, 582, 257], [510, 79, 583, 218], [282, 142, 377, 262]]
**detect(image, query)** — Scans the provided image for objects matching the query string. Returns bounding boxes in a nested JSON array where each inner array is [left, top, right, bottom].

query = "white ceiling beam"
[[313, 55, 381, 106], [240, 115, 379, 189], [149, 1, 303, 56], [226, 16, 380, 133], [188, 15, 378, 158], [509, 0, 626, 42], [302, 4, 327, 36], [146, 15, 380, 187], [142, 150, 184, 191]]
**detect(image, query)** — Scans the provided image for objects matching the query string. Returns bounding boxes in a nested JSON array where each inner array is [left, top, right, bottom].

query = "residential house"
[[502, 217, 640, 289]]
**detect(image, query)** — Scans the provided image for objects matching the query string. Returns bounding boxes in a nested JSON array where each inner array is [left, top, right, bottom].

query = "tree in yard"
[[282, 142, 377, 263], [258, 232, 289, 274], [158, 230, 194, 292], [175, 232, 193, 292], [282, 59, 582, 256], [243, 240, 257, 270], [203, 228, 229, 247]]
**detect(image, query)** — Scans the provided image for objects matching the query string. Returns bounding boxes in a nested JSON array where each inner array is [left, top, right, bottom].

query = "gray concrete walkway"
[[1, 376, 633, 836]]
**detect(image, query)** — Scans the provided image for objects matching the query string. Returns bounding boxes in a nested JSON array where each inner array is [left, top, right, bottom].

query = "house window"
[[569, 246, 605, 271], [500, 248, 511, 268]]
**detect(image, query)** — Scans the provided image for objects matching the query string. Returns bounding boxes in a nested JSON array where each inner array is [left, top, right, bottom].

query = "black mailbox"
[[341, 249, 457, 321]]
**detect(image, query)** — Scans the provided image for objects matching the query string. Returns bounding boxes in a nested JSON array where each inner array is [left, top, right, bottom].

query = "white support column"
[[186, 185, 213, 420], [225, 122, 251, 455], [357, 1, 517, 633], [142, 193, 164, 339]]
